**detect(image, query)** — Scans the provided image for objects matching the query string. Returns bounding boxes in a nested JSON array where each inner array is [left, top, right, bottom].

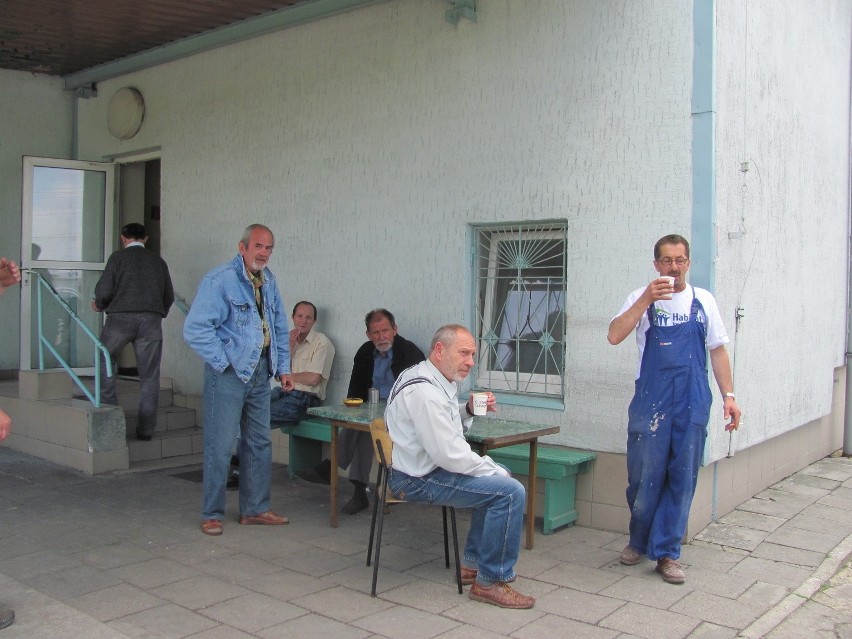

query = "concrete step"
[[124, 405, 197, 435], [128, 426, 203, 463], [74, 377, 174, 412]]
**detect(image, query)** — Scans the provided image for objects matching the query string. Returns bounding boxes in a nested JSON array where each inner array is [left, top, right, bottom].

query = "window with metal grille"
[[472, 222, 567, 399]]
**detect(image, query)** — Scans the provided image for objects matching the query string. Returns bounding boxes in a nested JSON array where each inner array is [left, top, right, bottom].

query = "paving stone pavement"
[[0, 447, 850, 638]]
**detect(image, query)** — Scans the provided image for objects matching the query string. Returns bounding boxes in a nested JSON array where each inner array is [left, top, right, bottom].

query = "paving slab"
[[751, 542, 826, 568], [352, 603, 461, 639], [599, 601, 700, 639], [692, 521, 768, 551], [729, 556, 814, 589], [713, 509, 786, 532], [1, 447, 851, 638], [512, 612, 620, 638], [764, 525, 842, 554], [533, 586, 625, 624], [535, 561, 626, 594], [670, 590, 763, 629]]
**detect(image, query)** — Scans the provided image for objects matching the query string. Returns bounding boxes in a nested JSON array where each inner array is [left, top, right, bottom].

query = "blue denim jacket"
[[184, 254, 291, 383]]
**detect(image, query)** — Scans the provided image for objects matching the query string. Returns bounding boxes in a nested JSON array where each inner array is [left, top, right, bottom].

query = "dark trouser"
[[99, 312, 163, 436], [337, 430, 374, 485]]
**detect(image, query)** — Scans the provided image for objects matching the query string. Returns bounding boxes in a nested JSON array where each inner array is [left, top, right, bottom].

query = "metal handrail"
[[28, 270, 112, 407], [173, 294, 190, 315]]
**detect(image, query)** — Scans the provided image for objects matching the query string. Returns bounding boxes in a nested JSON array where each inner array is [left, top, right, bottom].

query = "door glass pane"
[[31, 167, 106, 263], [29, 269, 102, 369]]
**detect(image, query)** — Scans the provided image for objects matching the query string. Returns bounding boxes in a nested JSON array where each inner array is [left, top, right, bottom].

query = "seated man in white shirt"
[[384, 324, 535, 610]]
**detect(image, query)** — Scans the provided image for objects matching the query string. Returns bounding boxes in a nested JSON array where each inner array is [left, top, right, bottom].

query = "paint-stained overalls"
[[626, 289, 712, 560]]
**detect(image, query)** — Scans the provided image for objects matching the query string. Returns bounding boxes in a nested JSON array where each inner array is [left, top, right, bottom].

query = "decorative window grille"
[[472, 222, 567, 398]]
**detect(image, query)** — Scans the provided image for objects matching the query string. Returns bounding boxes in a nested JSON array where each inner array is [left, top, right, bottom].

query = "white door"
[[20, 156, 115, 372]]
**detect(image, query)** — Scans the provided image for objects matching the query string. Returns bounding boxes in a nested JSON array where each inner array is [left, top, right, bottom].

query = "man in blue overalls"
[[608, 234, 741, 584]]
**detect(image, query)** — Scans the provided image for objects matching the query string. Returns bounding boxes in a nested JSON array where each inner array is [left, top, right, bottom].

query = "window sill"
[[491, 393, 564, 411]]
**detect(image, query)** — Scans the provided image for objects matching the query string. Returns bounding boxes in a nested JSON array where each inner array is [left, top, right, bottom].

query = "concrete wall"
[[0, 70, 74, 371], [74, 0, 695, 455], [574, 365, 846, 533], [707, 0, 852, 462]]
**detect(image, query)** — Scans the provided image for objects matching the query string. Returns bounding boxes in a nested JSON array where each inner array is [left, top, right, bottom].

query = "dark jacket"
[[347, 334, 425, 400], [95, 245, 174, 317]]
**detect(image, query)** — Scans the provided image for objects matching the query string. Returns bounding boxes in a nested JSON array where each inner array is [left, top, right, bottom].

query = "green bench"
[[488, 445, 597, 535], [275, 418, 331, 479], [278, 419, 596, 536]]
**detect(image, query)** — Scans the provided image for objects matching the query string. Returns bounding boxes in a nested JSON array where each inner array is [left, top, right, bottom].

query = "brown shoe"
[[469, 581, 534, 609], [200, 519, 223, 536], [656, 557, 685, 584], [620, 545, 644, 565], [0, 607, 14, 630], [461, 566, 477, 585], [239, 510, 289, 525]]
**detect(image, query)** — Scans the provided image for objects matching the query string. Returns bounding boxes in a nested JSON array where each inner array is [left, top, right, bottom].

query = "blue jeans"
[[389, 467, 525, 585], [202, 358, 272, 520], [269, 387, 319, 424]]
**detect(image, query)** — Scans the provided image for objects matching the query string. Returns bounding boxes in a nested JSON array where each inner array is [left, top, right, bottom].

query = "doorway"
[[20, 155, 161, 376], [115, 158, 161, 376]]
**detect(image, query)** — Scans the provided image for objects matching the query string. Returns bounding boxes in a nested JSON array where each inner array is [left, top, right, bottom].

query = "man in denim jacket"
[[184, 224, 294, 536]]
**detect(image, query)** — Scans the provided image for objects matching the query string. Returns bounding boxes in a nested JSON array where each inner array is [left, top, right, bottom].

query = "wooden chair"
[[366, 417, 463, 597]]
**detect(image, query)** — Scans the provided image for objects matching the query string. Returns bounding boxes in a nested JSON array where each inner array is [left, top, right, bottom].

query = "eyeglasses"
[[656, 257, 689, 267]]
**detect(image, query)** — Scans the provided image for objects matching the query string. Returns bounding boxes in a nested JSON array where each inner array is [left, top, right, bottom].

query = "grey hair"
[[240, 224, 274, 247], [430, 324, 470, 352]]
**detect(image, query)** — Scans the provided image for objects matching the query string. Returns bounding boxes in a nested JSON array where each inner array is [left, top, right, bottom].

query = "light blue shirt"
[[373, 347, 395, 399]]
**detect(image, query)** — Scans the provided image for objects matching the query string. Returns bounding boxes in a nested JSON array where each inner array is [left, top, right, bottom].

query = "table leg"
[[330, 423, 339, 528], [526, 439, 538, 550]]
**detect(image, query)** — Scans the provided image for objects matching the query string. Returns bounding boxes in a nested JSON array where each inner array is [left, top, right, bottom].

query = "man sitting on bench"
[[270, 301, 335, 425], [230, 301, 334, 488]]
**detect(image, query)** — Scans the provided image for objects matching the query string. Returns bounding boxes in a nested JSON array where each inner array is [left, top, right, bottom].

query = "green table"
[[308, 402, 386, 528], [307, 405, 559, 549], [464, 417, 560, 549]]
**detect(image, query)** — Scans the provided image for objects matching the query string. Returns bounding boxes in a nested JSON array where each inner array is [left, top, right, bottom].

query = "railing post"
[[26, 269, 112, 408], [36, 276, 44, 370]]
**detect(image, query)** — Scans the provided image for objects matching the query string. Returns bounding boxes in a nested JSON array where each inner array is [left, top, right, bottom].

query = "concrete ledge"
[[18, 369, 73, 400], [2, 393, 128, 475]]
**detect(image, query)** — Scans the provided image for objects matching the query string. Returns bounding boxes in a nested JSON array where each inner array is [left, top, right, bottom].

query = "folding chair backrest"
[[370, 417, 393, 467]]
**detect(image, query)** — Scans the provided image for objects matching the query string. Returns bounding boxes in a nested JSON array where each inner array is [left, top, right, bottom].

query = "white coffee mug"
[[471, 392, 489, 416]]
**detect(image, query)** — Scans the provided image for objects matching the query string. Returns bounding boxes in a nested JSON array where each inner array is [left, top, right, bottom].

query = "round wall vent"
[[107, 87, 145, 139]]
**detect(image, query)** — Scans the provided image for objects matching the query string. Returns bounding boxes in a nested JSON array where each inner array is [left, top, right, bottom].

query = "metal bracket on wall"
[[74, 84, 97, 99], [446, 0, 477, 24]]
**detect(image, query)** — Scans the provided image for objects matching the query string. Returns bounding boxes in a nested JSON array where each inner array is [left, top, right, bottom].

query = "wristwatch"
[[723, 392, 736, 400]]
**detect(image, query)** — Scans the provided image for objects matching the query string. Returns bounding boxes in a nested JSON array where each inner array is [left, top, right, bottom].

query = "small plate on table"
[[342, 398, 364, 407]]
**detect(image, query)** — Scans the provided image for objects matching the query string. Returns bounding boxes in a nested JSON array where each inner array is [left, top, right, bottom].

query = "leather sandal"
[[200, 519, 223, 536]]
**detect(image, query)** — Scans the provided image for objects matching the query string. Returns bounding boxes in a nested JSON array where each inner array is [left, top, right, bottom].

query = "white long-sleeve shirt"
[[385, 359, 507, 478]]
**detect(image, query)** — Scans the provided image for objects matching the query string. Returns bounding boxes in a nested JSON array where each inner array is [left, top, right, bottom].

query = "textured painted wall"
[[76, 0, 695, 453], [0, 70, 73, 370], [710, 0, 852, 462]]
